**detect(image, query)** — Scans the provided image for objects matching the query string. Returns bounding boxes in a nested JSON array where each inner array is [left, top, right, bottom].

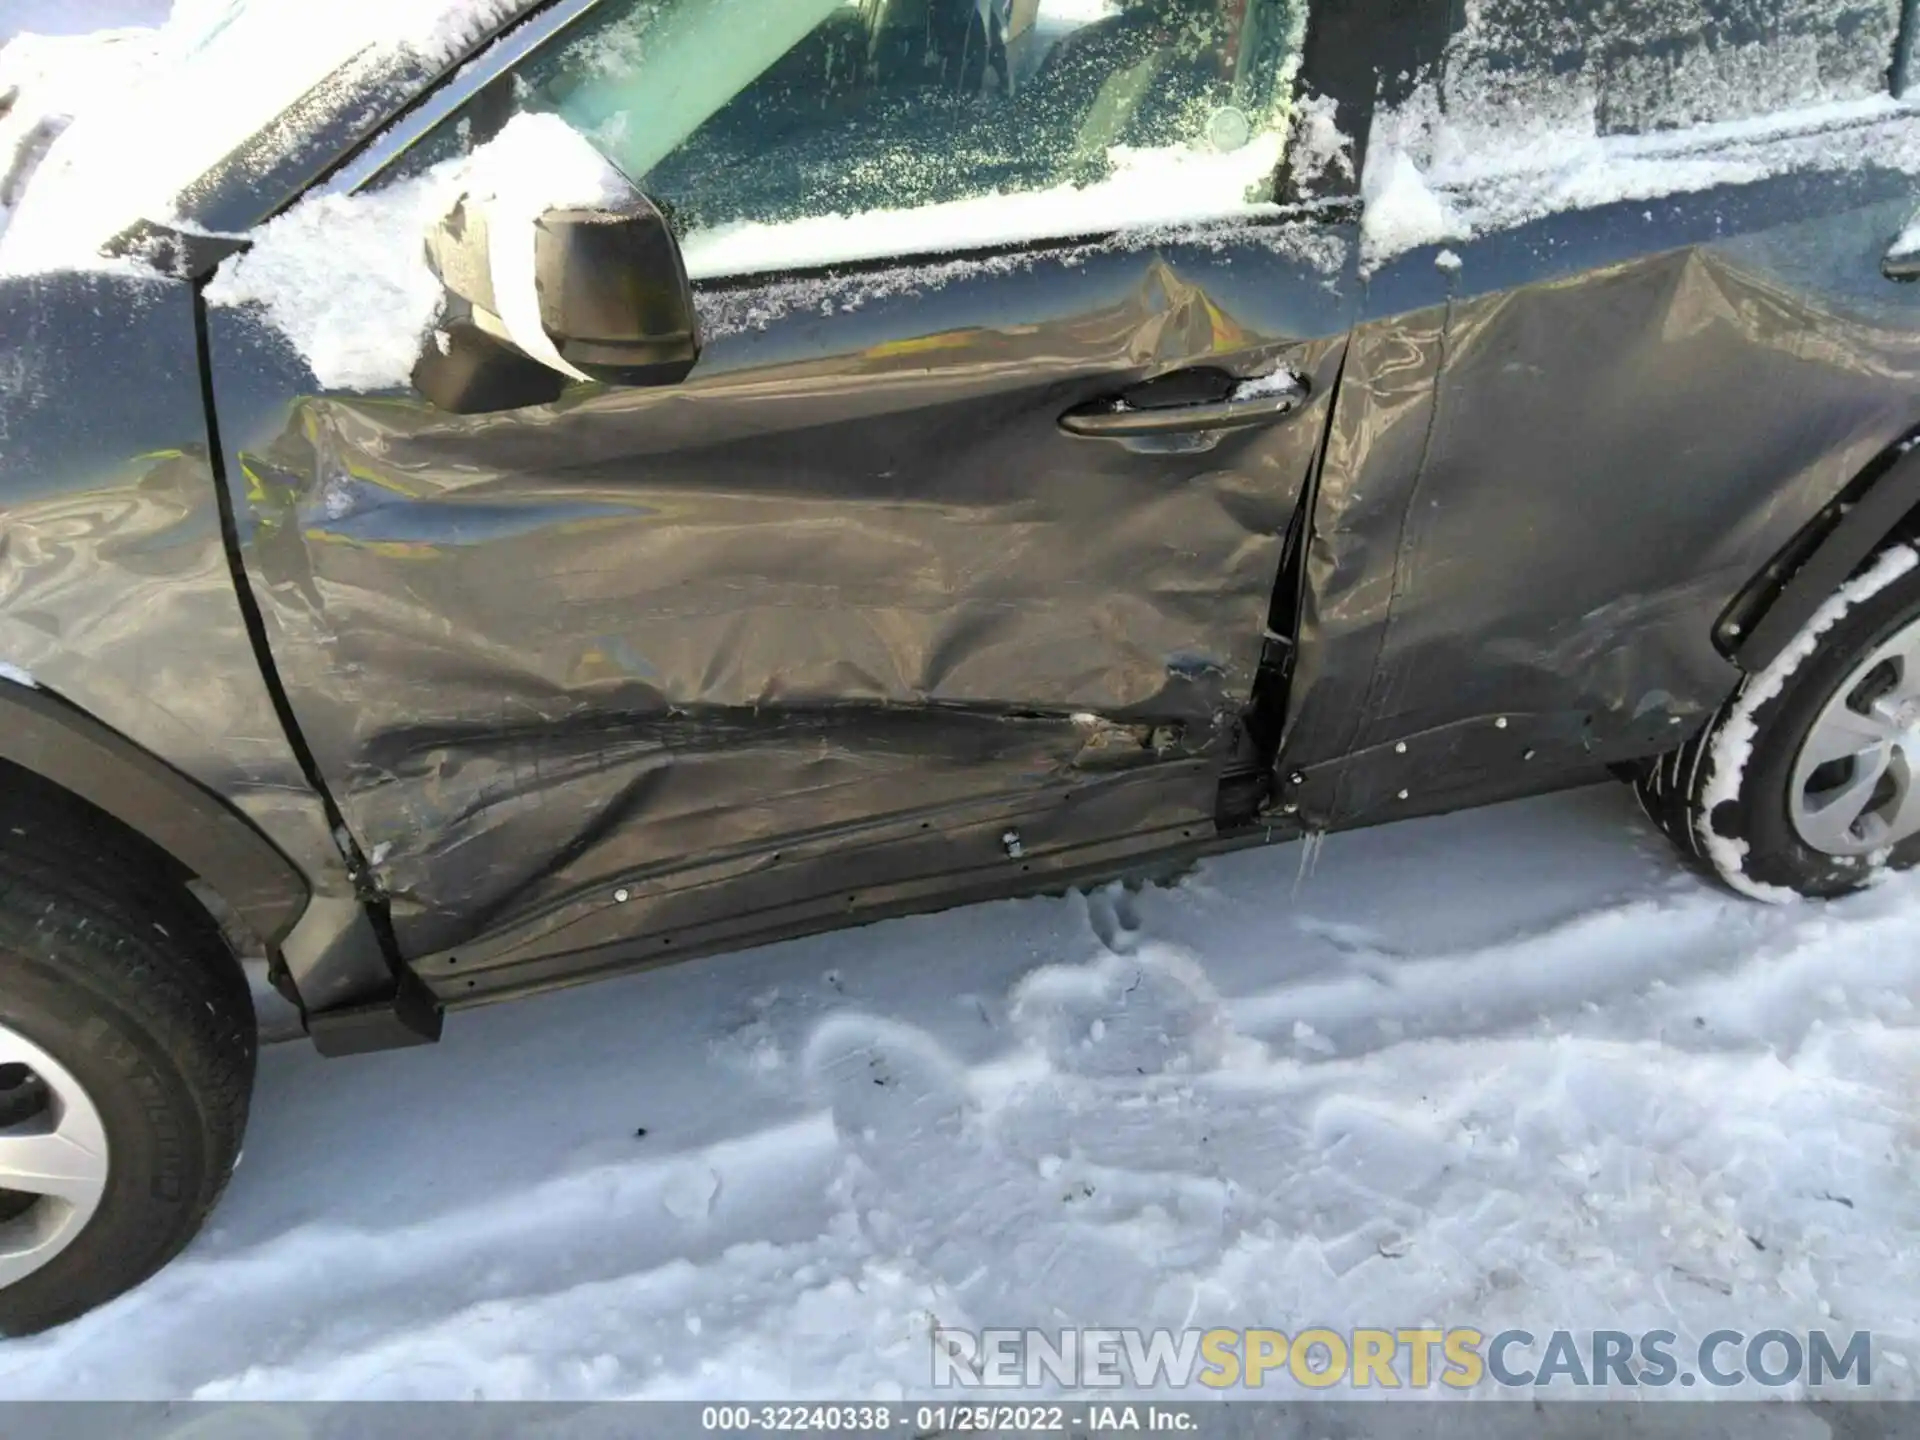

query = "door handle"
[[1060, 370, 1307, 439]]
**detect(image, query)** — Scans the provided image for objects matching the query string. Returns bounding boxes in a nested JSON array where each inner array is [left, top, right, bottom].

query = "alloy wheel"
[[0, 1023, 109, 1290], [1790, 615, 1920, 856]]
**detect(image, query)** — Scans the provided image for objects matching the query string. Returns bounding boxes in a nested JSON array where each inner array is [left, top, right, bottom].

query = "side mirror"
[[415, 178, 701, 413]]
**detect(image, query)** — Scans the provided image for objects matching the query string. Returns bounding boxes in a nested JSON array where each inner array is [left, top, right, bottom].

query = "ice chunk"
[[1360, 149, 1466, 266], [1230, 367, 1303, 402]]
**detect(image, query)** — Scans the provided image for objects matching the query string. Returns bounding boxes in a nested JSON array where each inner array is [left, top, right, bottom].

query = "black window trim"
[[1897, 0, 1920, 95], [321, 0, 594, 199]]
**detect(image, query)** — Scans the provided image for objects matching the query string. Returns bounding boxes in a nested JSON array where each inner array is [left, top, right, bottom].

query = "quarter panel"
[[1280, 162, 1920, 827]]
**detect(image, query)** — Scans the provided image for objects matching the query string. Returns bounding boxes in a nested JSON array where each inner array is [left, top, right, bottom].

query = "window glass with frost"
[[390, 0, 1309, 279], [1442, 0, 1905, 136]]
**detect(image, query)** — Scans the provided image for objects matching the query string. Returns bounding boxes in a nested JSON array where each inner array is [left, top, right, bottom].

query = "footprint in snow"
[[1011, 943, 1231, 1078], [1083, 880, 1143, 956], [660, 1163, 720, 1222], [803, 1013, 975, 1181], [801, 1008, 1193, 1329]]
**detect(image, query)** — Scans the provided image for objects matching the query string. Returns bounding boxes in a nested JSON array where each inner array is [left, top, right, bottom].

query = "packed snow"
[[0, 9, 163, 247], [0, 784, 1915, 1401], [1283, 89, 1354, 195], [198, 157, 459, 391], [1228, 367, 1302, 402], [1359, 147, 1465, 263], [1894, 212, 1920, 267], [0, 0, 520, 272]]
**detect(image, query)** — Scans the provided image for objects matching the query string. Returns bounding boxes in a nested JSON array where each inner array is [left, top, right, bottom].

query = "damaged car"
[[0, 0, 1918, 1331]]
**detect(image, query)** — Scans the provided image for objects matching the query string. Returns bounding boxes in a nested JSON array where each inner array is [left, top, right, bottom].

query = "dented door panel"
[[206, 223, 1358, 986]]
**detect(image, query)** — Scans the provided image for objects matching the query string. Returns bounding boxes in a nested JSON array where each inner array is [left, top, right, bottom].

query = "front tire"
[[1636, 543, 1920, 901], [0, 792, 255, 1336]]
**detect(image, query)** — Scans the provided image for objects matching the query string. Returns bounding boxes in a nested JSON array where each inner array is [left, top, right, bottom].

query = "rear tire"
[[1635, 544, 1920, 900], [0, 787, 254, 1336]]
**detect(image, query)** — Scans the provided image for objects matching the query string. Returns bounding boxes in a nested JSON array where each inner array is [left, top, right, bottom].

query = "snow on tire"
[[1636, 543, 1920, 901]]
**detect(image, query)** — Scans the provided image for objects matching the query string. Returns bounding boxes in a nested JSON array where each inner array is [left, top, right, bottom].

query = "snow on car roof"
[[0, 0, 529, 274]]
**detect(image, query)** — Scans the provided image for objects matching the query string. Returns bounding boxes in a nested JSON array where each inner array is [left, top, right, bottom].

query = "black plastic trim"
[[1725, 439, 1920, 671], [0, 684, 307, 944], [1279, 0, 1456, 202], [1896, 0, 1920, 98], [307, 968, 445, 1056]]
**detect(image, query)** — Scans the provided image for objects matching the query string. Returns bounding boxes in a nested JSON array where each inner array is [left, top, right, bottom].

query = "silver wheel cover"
[[1790, 616, 1920, 857], [0, 1022, 109, 1291]]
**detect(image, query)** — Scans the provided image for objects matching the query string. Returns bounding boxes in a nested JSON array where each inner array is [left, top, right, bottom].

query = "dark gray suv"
[[0, 0, 1917, 1332]]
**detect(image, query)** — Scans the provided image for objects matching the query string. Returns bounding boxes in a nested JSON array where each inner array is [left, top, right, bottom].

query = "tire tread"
[[0, 788, 253, 1335]]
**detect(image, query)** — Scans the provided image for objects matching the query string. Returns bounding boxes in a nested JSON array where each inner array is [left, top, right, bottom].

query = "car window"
[[1441, 0, 1905, 136], [397, 0, 1309, 279]]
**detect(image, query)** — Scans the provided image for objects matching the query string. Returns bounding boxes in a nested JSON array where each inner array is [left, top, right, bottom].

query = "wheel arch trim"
[[0, 681, 308, 947], [1721, 434, 1920, 674]]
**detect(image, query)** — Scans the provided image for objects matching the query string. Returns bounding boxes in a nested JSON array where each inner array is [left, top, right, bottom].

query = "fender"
[[1720, 438, 1920, 672], [0, 683, 443, 1055], [0, 681, 308, 945]]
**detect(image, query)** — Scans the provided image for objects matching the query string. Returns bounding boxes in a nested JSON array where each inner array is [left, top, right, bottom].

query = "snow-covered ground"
[[0, 782, 1913, 1401]]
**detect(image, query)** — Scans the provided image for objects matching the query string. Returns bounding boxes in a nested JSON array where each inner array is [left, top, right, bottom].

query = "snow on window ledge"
[[676, 131, 1290, 283], [1361, 87, 1920, 270]]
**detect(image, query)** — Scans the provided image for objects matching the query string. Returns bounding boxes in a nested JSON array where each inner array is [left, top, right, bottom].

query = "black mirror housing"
[[411, 311, 570, 416], [534, 199, 701, 387]]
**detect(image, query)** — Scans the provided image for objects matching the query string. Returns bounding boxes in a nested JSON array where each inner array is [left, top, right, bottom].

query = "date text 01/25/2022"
[[699, 1404, 1194, 1432]]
